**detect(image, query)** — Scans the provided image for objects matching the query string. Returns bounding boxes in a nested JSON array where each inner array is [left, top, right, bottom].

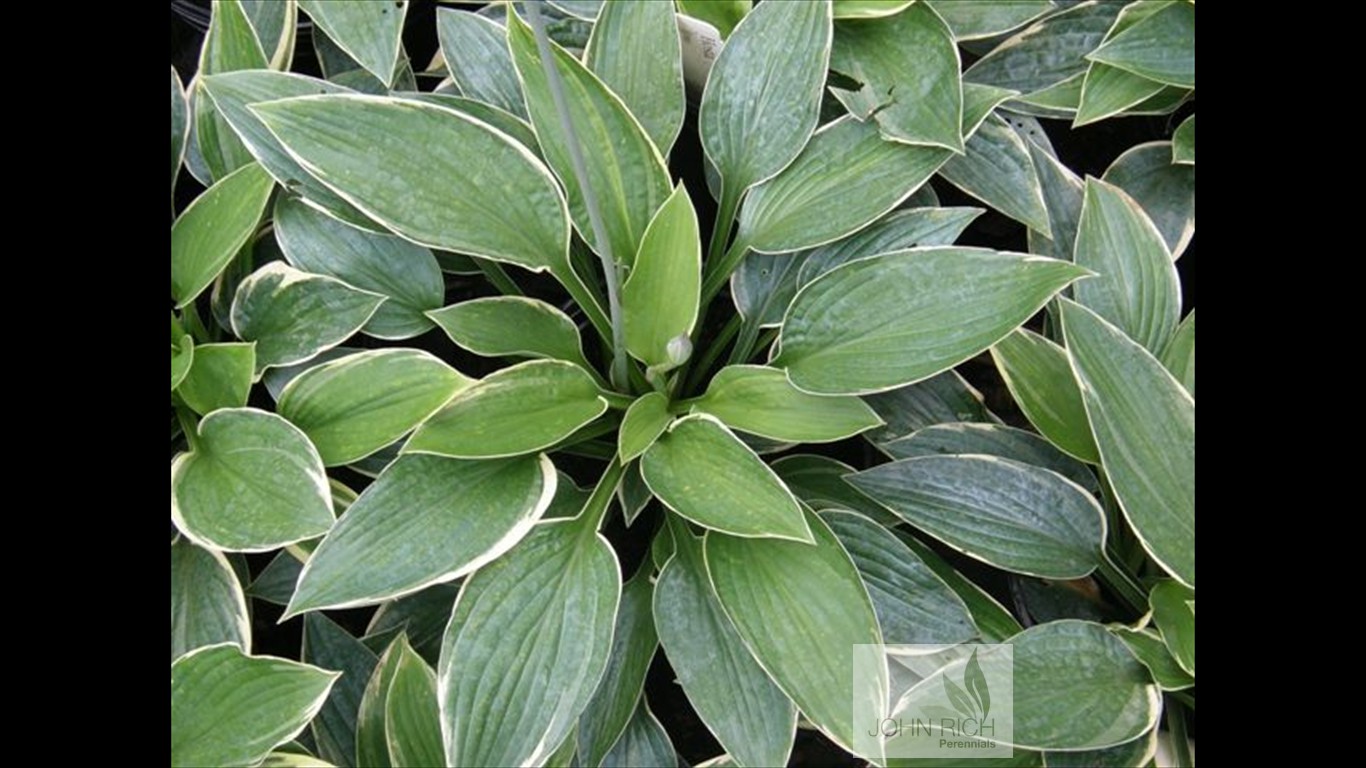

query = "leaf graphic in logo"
[[943, 674, 976, 719], [922, 704, 961, 723], [965, 648, 991, 720]]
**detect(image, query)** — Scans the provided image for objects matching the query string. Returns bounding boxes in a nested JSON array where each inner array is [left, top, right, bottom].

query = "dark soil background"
[[173, 3, 1194, 765]]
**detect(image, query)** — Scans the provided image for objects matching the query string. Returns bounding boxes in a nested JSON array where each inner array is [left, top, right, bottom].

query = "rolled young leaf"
[[654, 523, 796, 768], [618, 392, 671, 463], [1060, 300, 1194, 588], [641, 414, 812, 542], [171, 643, 339, 768], [171, 407, 334, 552], [706, 509, 886, 757], [692, 365, 882, 443], [404, 360, 608, 459], [171, 536, 251, 662], [849, 455, 1106, 579], [286, 453, 555, 615], [774, 247, 1089, 394], [278, 349, 472, 466], [439, 512, 620, 767]]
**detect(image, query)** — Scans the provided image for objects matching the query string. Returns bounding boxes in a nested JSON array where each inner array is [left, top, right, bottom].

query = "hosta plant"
[[171, 1, 1195, 766]]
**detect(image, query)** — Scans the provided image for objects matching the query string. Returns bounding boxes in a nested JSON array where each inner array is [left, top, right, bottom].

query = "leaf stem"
[[579, 457, 626, 534], [525, 1, 629, 391], [1097, 553, 1148, 615], [700, 238, 749, 310], [1166, 696, 1193, 768], [174, 402, 200, 453], [706, 183, 742, 268], [474, 258, 524, 296]]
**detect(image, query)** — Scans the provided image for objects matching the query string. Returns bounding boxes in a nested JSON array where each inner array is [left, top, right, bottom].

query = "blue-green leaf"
[[230, 262, 386, 372], [171, 536, 251, 661], [170, 162, 274, 307], [435, 10, 527, 118], [990, 329, 1099, 463], [586, 0, 686, 154], [938, 114, 1051, 235], [299, 0, 406, 87]]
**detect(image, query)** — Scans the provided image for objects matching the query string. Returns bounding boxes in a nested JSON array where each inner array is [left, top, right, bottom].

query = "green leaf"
[[1022, 129, 1084, 262], [833, 0, 917, 19], [366, 584, 462, 667], [240, 0, 297, 70], [830, 2, 962, 151], [259, 753, 336, 768], [171, 536, 250, 662], [250, 94, 577, 280], [619, 392, 671, 463], [623, 184, 702, 367], [653, 525, 796, 768], [248, 551, 305, 606], [230, 262, 386, 372], [737, 116, 952, 254], [171, 644, 340, 768], [1161, 309, 1195, 397], [302, 613, 380, 768], [964, 2, 1123, 96], [439, 515, 621, 767], [577, 569, 658, 768], [1060, 300, 1194, 588], [600, 699, 676, 768], [822, 511, 977, 647], [618, 462, 654, 527], [1075, 62, 1166, 127], [298, 0, 406, 87], [893, 529, 1022, 642], [399, 93, 540, 156], [700, 0, 831, 198], [1008, 74, 1084, 118], [1172, 114, 1194, 165], [428, 297, 590, 369], [171, 407, 333, 552], [938, 114, 1051, 235], [990, 329, 1098, 463], [677, 0, 750, 38], [706, 509, 885, 756], [928, 0, 1055, 40], [287, 453, 554, 615], [585, 0, 686, 154], [1044, 727, 1159, 768], [1111, 627, 1193, 691], [1088, 1, 1194, 88], [196, 0, 268, 180], [1102, 141, 1196, 259], [278, 349, 471, 466], [1074, 177, 1180, 354], [882, 422, 1097, 492], [508, 10, 672, 266], [774, 247, 1088, 395], [263, 347, 361, 402], [547, 1, 603, 20], [1009, 620, 1159, 750], [405, 360, 608, 459], [849, 455, 1105, 579], [171, 329, 193, 392], [170, 161, 274, 307], [1149, 580, 1195, 676], [172, 67, 188, 199], [863, 370, 996, 443], [960, 82, 1018, 141], [435, 9, 527, 118], [641, 414, 812, 542], [693, 365, 882, 443], [732, 251, 805, 331], [199, 71, 380, 232], [796, 207, 982, 290], [356, 636, 404, 768], [177, 342, 256, 415], [384, 638, 444, 768], [771, 454, 901, 527], [274, 196, 444, 340]]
